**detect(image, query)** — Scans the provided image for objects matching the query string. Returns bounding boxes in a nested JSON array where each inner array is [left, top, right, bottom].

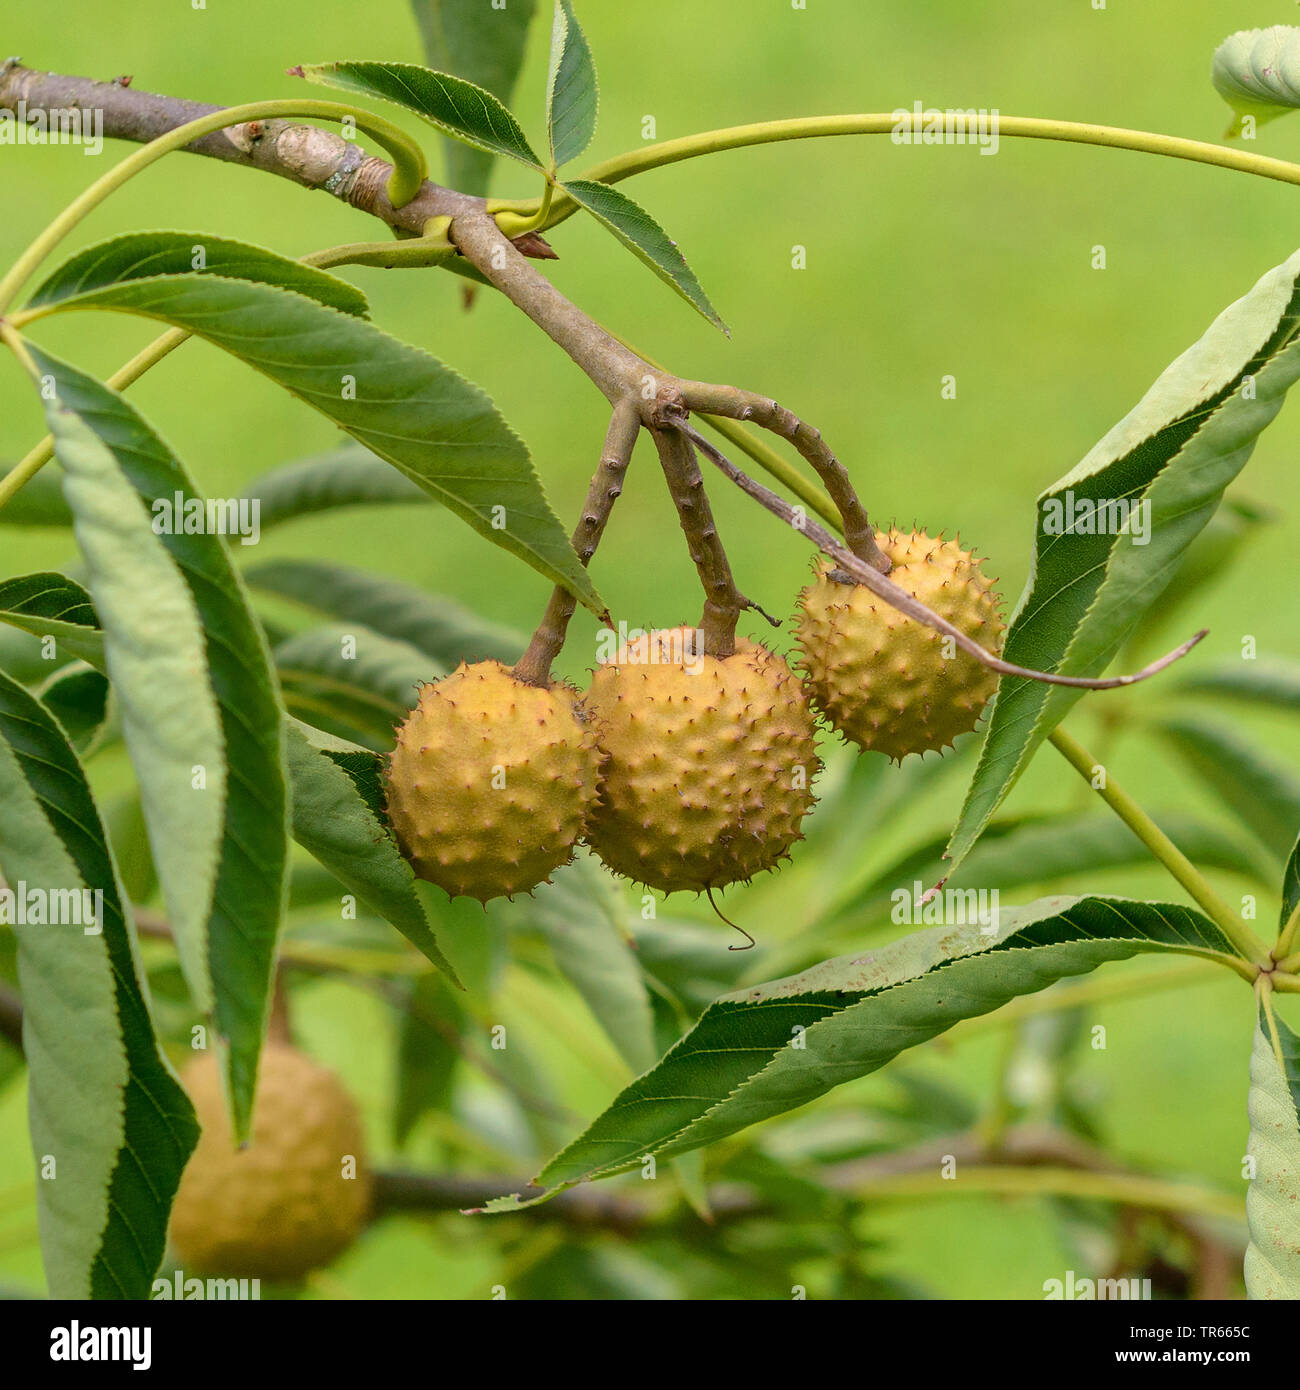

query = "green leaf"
[[408, 0, 538, 195], [30, 346, 289, 1140], [1122, 496, 1271, 661], [0, 625, 68, 684], [301, 60, 543, 172], [393, 970, 463, 1146], [1282, 832, 1300, 933], [1176, 657, 1300, 712], [633, 916, 760, 1018], [242, 444, 432, 532], [561, 179, 726, 332], [282, 722, 461, 985], [547, 0, 598, 168], [530, 895, 1245, 1190], [829, 809, 1266, 927], [1245, 1006, 1300, 1298], [35, 663, 111, 756], [105, 790, 156, 907], [27, 231, 369, 317], [274, 622, 439, 749], [246, 559, 525, 667], [1156, 715, 1300, 861], [33, 272, 601, 611], [1213, 27, 1300, 136], [0, 572, 104, 669], [517, 851, 656, 1073], [0, 468, 72, 526], [948, 247, 1300, 874], [0, 669, 197, 1298]]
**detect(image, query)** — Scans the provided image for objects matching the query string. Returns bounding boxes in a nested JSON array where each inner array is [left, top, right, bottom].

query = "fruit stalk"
[[513, 397, 640, 687], [679, 380, 889, 571], [1049, 726, 1270, 971], [685, 422, 1206, 690], [652, 426, 748, 658]]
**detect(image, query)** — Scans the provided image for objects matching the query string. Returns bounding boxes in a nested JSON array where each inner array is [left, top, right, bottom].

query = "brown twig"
[[3, 67, 1201, 695], [682, 421, 1207, 690], [0, 64, 553, 254], [679, 380, 889, 571], [370, 1122, 1244, 1242], [652, 426, 748, 658], [450, 211, 662, 406], [513, 397, 640, 686]]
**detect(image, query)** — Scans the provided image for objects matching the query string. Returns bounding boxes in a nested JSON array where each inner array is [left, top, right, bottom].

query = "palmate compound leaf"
[[518, 895, 1246, 1195], [27, 344, 288, 1141], [25, 263, 602, 613], [561, 179, 727, 333], [0, 668, 197, 1298], [1245, 1007, 1300, 1298], [1213, 27, 1300, 136], [407, 0, 538, 195], [546, 0, 598, 169], [946, 247, 1300, 876]]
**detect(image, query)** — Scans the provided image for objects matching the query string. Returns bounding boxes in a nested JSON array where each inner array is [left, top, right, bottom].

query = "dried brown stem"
[[513, 398, 640, 686], [653, 426, 748, 658], [450, 211, 663, 406], [682, 422, 1207, 690], [679, 379, 889, 570]]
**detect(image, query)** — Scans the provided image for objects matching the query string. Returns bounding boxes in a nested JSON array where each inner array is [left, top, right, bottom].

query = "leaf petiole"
[[510, 113, 1300, 235], [1050, 725, 1271, 971]]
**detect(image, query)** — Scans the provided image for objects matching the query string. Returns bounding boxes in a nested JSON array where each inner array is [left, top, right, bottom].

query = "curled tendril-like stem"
[[677, 421, 1207, 691]]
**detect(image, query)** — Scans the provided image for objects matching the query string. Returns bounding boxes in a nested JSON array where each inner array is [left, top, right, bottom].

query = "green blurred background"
[[2, 0, 1300, 1298]]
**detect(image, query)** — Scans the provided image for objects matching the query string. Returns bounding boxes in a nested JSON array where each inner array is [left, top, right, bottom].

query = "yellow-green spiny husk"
[[583, 627, 820, 892], [794, 528, 1004, 760], [384, 660, 602, 902]]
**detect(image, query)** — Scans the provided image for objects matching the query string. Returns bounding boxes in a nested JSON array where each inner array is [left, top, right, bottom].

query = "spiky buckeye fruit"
[[583, 628, 820, 893], [384, 660, 601, 902], [794, 528, 1004, 761], [169, 1045, 371, 1281]]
